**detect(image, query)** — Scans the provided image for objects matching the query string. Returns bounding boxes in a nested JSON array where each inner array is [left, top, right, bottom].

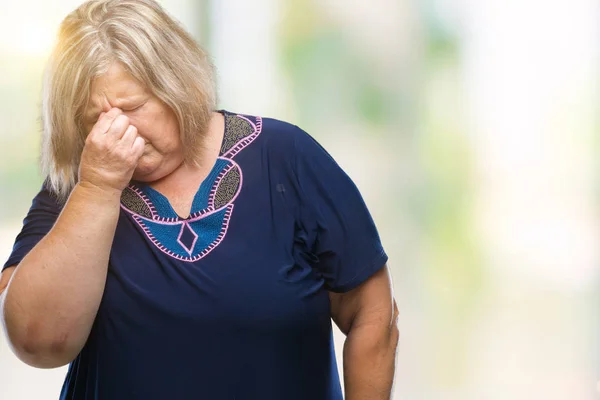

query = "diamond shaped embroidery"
[[177, 223, 198, 255]]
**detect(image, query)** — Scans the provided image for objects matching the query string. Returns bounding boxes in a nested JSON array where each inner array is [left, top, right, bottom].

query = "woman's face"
[[84, 62, 183, 182]]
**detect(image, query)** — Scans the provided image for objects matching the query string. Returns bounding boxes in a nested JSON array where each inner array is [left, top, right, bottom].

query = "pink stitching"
[[153, 216, 179, 223], [196, 205, 233, 259], [223, 116, 263, 159], [222, 160, 244, 207], [207, 161, 243, 210], [208, 163, 233, 207], [127, 185, 157, 219], [129, 205, 233, 262], [119, 114, 262, 262], [177, 222, 199, 256], [122, 202, 232, 225]]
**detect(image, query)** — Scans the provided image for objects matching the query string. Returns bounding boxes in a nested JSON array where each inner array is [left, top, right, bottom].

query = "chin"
[[132, 170, 156, 182], [132, 160, 159, 182]]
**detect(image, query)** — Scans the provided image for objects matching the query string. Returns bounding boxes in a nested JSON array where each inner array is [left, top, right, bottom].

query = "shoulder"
[[223, 111, 332, 175], [260, 115, 303, 137], [225, 110, 310, 150]]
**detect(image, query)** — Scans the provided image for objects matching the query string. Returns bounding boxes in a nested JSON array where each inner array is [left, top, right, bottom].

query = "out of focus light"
[[9, 23, 55, 55], [0, 1, 81, 56], [464, 0, 600, 291], [0, 15, 53, 57]]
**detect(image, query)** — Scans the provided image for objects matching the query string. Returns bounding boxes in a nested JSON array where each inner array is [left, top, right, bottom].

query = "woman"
[[0, 0, 398, 399]]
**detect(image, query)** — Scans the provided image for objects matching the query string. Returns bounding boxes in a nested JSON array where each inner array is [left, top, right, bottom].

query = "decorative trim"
[[177, 222, 199, 255], [129, 205, 234, 262], [128, 185, 157, 219], [119, 113, 262, 262], [208, 159, 243, 210], [223, 115, 263, 159], [197, 205, 234, 260]]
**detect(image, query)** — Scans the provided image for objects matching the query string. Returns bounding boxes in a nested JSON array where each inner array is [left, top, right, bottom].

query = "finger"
[[106, 114, 130, 140], [120, 125, 138, 147], [132, 136, 145, 159], [89, 108, 121, 139]]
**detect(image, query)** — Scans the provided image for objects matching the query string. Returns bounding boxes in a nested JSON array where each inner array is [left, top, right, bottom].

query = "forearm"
[[343, 323, 399, 400], [1, 182, 121, 367]]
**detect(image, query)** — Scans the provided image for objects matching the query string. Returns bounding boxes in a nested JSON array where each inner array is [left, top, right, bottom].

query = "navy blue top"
[[4, 111, 388, 400]]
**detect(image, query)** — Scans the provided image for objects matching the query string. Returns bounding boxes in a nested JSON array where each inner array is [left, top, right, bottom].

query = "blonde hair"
[[41, 0, 217, 201]]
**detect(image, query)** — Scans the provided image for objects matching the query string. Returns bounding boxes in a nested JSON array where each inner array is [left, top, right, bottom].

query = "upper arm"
[[329, 263, 397, 336], [3, 184, 61, 271], [291, 126, 388, 292], [1, 185, 59, 301], [288, 125, 394, 330]]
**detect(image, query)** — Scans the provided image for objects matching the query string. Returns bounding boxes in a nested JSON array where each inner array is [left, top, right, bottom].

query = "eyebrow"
[[85, 96, 148, 121], [113, 96, 147, 109]]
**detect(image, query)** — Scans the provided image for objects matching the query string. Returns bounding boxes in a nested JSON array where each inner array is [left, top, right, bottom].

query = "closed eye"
[[123, 101, 147, 112]]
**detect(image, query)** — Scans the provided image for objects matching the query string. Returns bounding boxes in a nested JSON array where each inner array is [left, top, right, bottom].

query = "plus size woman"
[[0, 1, 399, 399]]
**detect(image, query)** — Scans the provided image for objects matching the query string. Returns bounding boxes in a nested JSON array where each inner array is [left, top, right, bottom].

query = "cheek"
[[128, 110, 180, 148], [136, 151, 162, 172]]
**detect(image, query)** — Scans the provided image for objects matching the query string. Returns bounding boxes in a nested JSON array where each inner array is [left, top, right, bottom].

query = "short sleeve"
[[293, 127, 388, 293], [2, 182, 62, 271]]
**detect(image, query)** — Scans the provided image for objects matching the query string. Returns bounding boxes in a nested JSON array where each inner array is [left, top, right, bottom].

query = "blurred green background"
[[1, 0, 599, 399]]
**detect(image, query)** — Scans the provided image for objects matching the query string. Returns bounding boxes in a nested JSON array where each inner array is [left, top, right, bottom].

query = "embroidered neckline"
[[119, 111, 263, 262], [129, 110, 230, 221]]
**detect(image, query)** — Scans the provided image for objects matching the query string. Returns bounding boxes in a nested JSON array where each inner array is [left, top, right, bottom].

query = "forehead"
[[88, 62, 147, 108]]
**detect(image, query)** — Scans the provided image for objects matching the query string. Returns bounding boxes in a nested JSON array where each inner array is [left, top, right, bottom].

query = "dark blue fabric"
[[3, 111, 388, 400]]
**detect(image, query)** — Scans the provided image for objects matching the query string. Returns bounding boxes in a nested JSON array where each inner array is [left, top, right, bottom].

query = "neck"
[[148, 111, 225, 190]]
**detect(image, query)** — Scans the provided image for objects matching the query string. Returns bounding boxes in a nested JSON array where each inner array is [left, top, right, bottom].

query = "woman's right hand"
[[78, 107, 146, 193]]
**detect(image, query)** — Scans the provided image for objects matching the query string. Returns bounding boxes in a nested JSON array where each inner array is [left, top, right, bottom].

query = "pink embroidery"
[[223, 115, 263, 159], [208, 159, 243, 210], [199, 205, 234, 259], [120, 113, 263, 262], [177, 222, 199, 255], [128, 185, 157, 219], [129, 205, 233, 262], [120, 201, 235, 225]]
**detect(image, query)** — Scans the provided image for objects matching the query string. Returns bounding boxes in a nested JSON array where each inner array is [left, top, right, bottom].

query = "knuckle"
[[89, 135, 101, 146], [102, 141, 114, 152], [116, 114, 130, 125], [115, 146, 128, 158]]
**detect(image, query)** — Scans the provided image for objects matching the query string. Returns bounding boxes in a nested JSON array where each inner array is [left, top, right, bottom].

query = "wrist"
[[74, 181, 123, 203]]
